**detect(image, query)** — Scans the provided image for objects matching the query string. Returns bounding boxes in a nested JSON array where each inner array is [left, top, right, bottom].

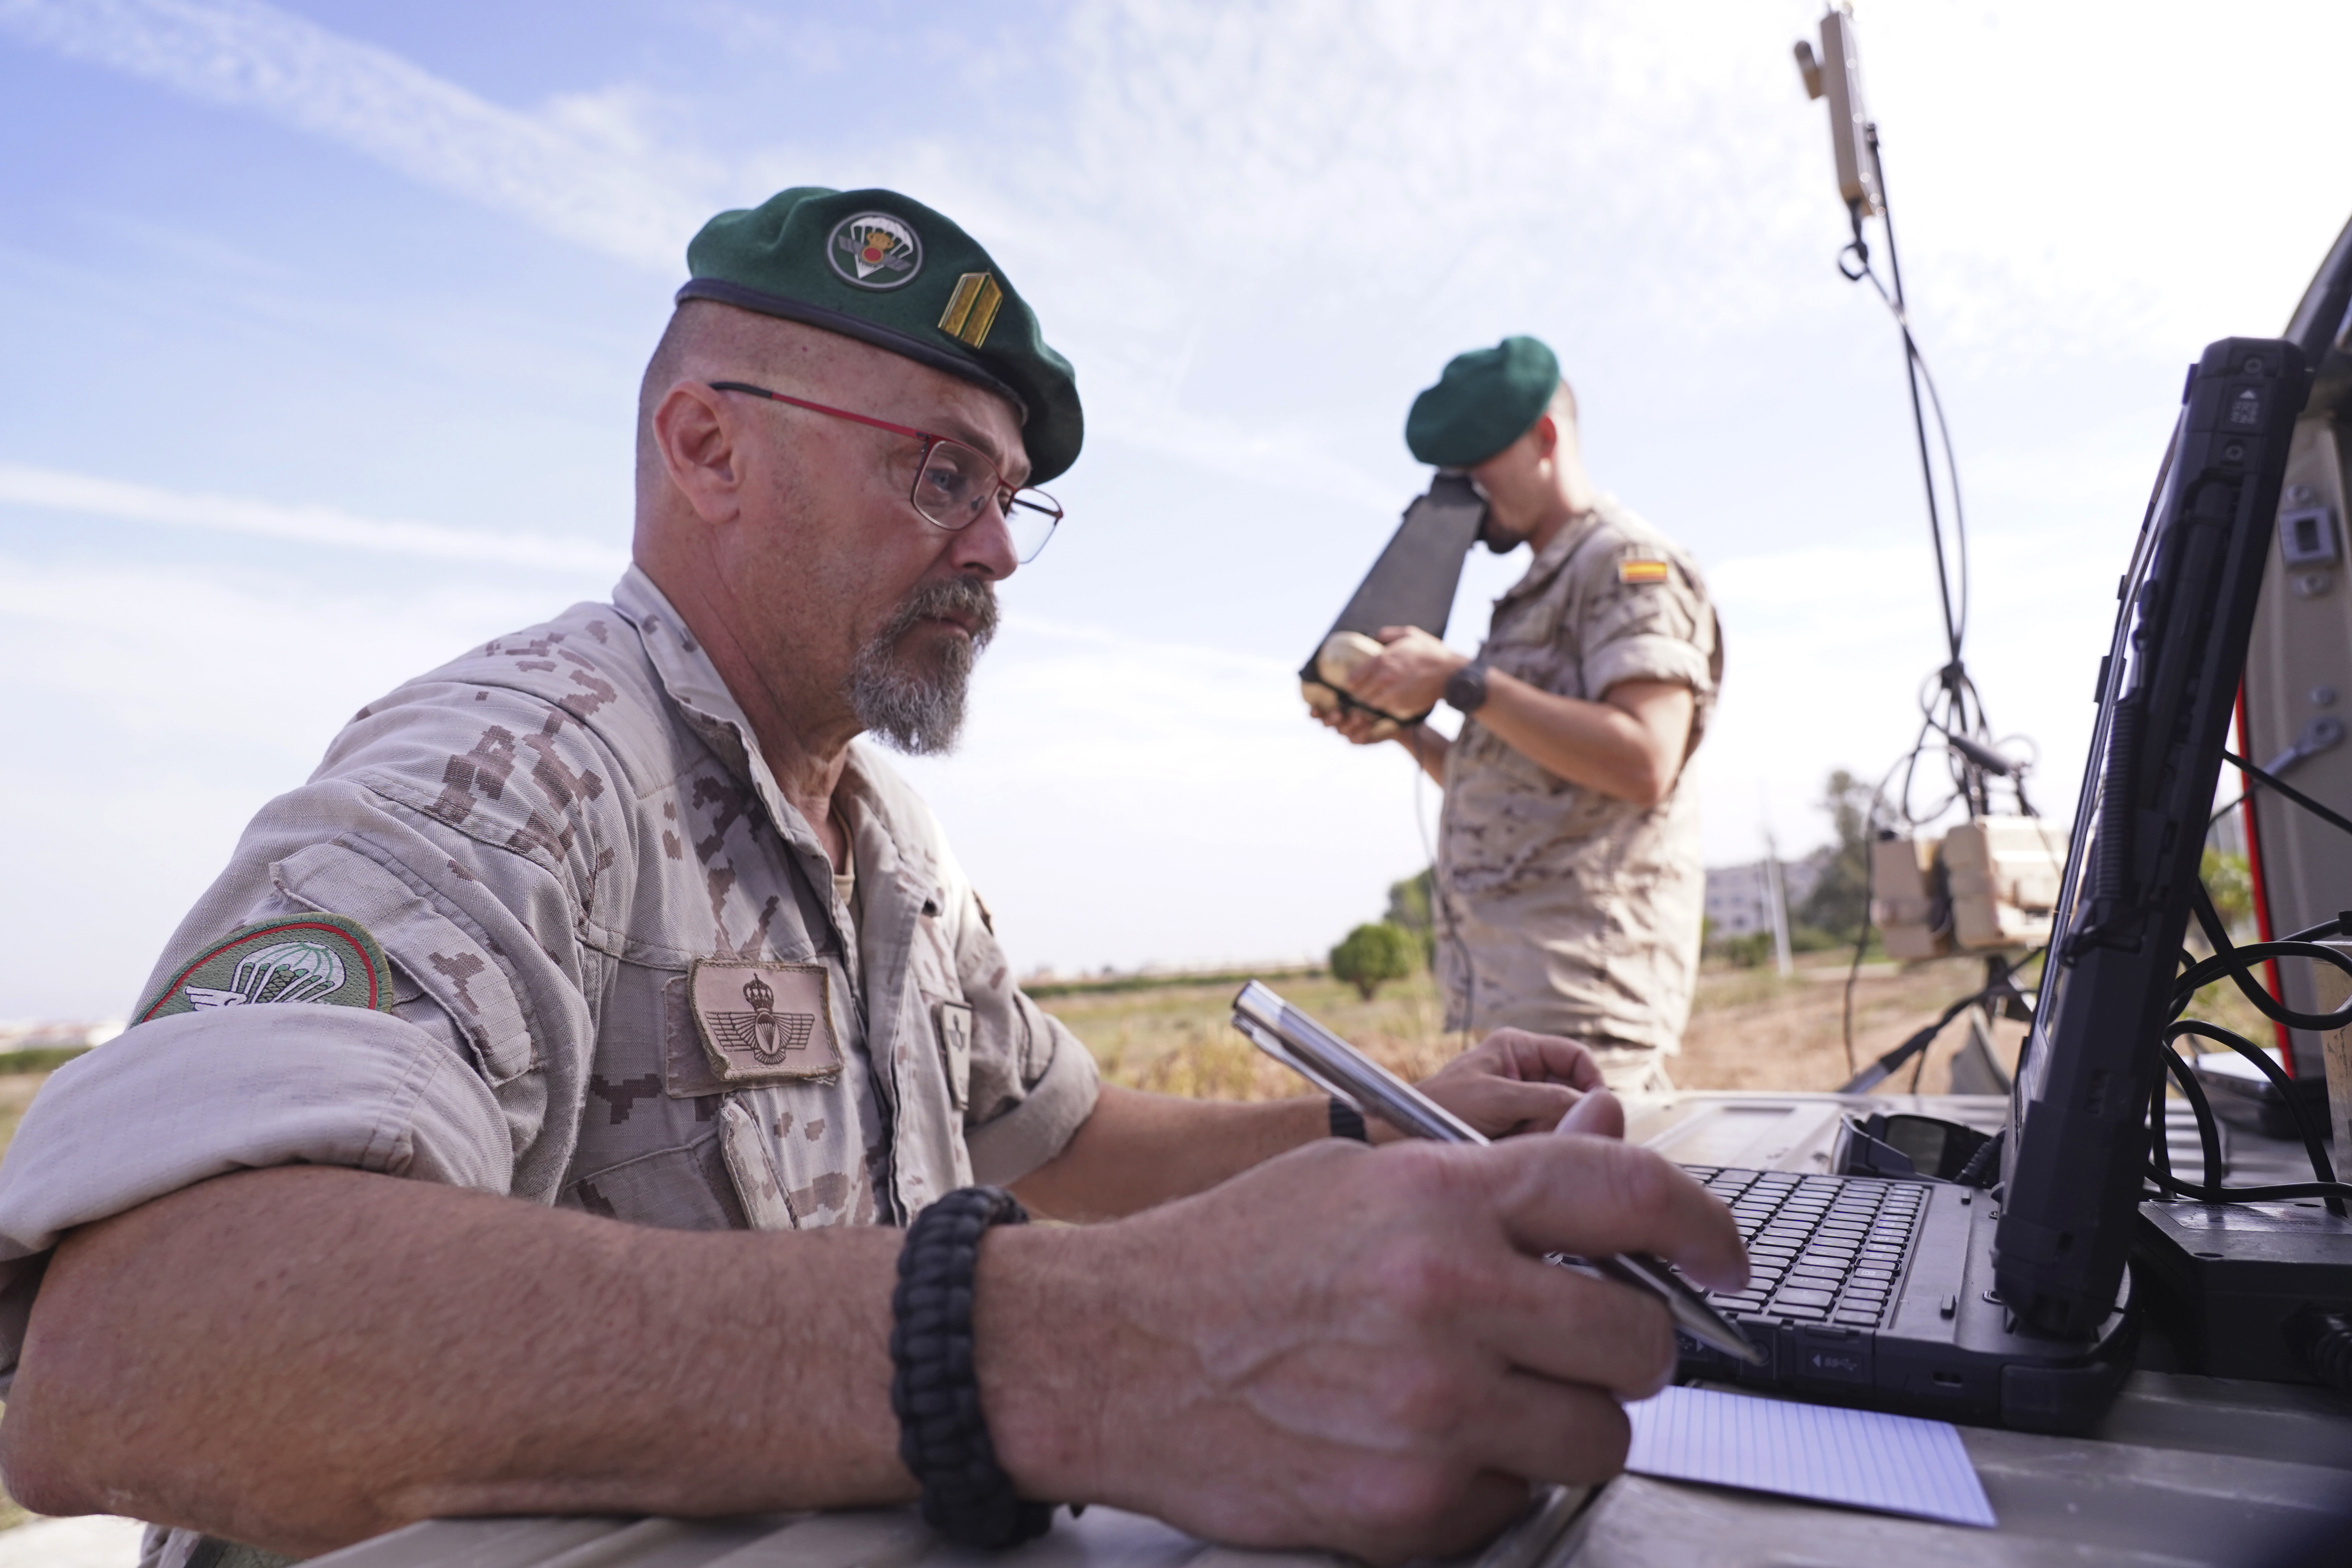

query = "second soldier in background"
[[1318, 336, 1722, 1093]]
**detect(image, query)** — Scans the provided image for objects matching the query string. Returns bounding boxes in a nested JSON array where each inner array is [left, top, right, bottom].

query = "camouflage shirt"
[[1437, 495, 1721, 1054], [0, 566, 1098, 1386]]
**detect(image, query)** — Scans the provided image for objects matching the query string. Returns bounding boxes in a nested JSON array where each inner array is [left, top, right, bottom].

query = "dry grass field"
[[1043, 956, 2030, 1097], [1043, 951, 2288, 1100]]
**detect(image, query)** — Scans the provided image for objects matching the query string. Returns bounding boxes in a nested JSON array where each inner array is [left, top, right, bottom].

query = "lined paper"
[[1624, 1385, 1997, 1528]]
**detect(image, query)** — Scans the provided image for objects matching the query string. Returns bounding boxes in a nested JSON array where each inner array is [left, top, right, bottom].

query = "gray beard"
[[848, 576, 998, 755]]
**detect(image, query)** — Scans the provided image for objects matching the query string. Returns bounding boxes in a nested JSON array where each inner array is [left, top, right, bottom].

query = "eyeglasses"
[[709, 381, 1062, 564]]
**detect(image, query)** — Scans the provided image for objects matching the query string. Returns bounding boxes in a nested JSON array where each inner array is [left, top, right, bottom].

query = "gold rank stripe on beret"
[[938, 272, 1004, 349], [1618, 558, 1671, 584]]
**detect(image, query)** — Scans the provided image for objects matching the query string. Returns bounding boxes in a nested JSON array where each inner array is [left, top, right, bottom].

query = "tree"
[[1330, 922, 1417, 1000], [2201, 847, 2254, 939], [1798, 768, 1875, 941], [1385, 867, 1437, 969]]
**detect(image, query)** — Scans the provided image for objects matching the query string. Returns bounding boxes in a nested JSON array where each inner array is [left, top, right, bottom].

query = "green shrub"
[[1386, 868, 1438, 969], [1330, 922, 1417, 1000]]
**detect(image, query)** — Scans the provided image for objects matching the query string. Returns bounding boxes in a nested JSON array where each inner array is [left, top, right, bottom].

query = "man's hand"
[[1308, 700, 1398, 748], [1016, 1029, 1611, 1222], [1344, 626, 1468, 718], [980, 1132, 1747, 1563], [1384, 1028, 1610, 1145]]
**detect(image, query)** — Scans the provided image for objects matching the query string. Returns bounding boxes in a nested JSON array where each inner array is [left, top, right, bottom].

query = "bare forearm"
[[1012, 1085, 1325, 1222], [1396, 724, 1449, 784], [0, 1167, 911, 1556], [1474, 674, 1680, 806]]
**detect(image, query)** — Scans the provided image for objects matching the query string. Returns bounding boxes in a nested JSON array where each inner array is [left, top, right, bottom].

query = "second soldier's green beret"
[[1404, 335, 1561, 468], [678, 186, 1084, 484]]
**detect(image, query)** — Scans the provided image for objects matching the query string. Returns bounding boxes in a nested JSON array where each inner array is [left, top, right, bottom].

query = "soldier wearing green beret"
[[1319, 337, 1723, 1094], [0, 196, 1743, 1563]]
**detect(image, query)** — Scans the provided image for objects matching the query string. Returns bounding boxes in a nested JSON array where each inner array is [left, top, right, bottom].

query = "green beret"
[[1404, 336, 1561, 467], [678, 187, 1083, 484]]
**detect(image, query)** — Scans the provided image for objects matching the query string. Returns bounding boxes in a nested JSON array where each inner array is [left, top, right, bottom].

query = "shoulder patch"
[[136, 915, 395, 1024], [1617, 557, 1671, 585]]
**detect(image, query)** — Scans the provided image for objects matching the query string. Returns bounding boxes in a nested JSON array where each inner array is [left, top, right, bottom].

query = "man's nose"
[[948, 500, 1020, 581]]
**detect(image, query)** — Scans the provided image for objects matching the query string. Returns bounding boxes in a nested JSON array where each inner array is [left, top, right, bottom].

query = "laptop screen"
[[1993, 338, 2309, 1337]]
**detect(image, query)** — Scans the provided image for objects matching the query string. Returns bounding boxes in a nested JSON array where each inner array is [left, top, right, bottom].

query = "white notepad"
[[1624, 1385, 1997, 1528]]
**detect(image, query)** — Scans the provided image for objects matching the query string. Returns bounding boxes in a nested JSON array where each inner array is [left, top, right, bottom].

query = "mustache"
[[882, 575, 999, 650]]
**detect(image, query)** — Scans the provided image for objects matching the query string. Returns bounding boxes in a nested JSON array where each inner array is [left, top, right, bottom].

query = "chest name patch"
[[136, 915, 394, 1023], [1617, 558, 1671, 585], [690, 959, 843, 1085]]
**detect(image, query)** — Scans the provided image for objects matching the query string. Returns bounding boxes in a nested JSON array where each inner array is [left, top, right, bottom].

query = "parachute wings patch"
[[136, 915, 394, 1023], [688, 959, 842, 1084]]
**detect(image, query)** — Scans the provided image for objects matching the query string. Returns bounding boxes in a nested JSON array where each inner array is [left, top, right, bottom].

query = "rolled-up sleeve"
[[965, 999, 1099, 1187], [0, 678, 619, 1386], [0, 1002, 511, 1386], [945, 875, 1099, 1188], [1579, 551, 1718, 702]]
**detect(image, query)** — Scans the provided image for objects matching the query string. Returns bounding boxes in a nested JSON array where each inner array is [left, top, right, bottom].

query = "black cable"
[[1953, 1127, 2003, 1188], [2180, 881, 2352, 1029], [2287, 1308, 2352, 1394], [2146, 1172, 2352, 1205], [1838, 961, 2026, 1093], [2223, 749, 2352, 841], [1864, 127, 1969, 673], [2171, 936, 2352, 1032], [2166, 1019, 2342, 1213], [1408, 726, 1477, 1051], [2153, 1045, 2225, 1203]]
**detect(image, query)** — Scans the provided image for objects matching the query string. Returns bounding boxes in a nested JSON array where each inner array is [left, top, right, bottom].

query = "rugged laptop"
[[1670, 337, 2310, 1433]]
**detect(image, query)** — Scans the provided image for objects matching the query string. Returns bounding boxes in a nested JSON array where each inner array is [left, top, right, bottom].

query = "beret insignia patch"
[[938, 271, 1004, 349], [827, 212, 922, 289], [135, 914, 394, 1024], [1618, 558, 1671, 585]]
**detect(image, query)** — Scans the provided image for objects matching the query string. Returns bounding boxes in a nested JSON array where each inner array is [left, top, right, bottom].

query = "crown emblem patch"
[[689, 959, 841, 1083], [827, 212, 922, 289]]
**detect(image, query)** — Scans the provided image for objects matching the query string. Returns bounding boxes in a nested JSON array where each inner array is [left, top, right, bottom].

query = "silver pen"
[[1232, 980, 1764, 1366]]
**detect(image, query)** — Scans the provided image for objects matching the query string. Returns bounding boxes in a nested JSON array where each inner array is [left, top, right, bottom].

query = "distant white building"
[[1704, 850, 1829, 940]]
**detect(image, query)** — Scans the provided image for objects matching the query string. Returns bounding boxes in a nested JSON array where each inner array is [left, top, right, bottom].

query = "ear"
[[653, 381, 745, 524], [1528, 413, 1561, 463]]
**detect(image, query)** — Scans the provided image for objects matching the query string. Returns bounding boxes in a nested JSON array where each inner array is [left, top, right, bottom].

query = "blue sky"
[[4, 0, 2351, 1019]]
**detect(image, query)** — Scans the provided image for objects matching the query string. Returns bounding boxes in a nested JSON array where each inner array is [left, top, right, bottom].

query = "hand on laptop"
[[1388, 1027, 1615, 1143], [978, 1130, 1747, 1563]]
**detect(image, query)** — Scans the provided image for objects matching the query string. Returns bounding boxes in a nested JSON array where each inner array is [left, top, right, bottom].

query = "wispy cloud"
[[0, 0, 712, 270], [0, 461, 626, 574]]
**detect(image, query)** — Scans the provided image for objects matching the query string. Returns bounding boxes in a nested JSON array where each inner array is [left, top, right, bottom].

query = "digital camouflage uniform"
[[1437, 494, 1721, 1088], [0, 568, 1099, 1568]]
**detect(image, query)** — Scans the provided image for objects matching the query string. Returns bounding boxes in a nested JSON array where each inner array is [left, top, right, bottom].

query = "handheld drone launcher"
[[1298, 474, 1487, 731]]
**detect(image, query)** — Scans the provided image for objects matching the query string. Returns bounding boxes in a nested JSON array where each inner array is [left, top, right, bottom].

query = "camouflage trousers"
[[1588, 1045, 1675, 1097]]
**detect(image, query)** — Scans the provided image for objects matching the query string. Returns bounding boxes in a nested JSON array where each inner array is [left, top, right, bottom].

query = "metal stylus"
[[1232, 980, 1764, 1366]]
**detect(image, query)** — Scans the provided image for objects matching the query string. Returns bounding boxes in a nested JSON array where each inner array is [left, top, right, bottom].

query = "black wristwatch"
[[1329, 1096, 1370, 1142], [1443, 658, 1491, 714]]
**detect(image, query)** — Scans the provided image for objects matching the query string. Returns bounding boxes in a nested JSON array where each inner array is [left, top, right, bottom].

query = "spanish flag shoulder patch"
[[1617, 557, 1671, 586]]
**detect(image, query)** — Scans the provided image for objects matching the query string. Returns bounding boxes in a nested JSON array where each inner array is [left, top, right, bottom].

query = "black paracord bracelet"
[[889, 1186, 1056, 1549], [1329, 1096, 1370, 1142]]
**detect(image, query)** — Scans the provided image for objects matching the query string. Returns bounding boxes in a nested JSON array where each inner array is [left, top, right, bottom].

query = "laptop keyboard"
[[1681, 1167, 1926, 1328]]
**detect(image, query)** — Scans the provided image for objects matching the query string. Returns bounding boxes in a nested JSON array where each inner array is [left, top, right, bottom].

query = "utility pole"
[[1763, 828, 1797, 979]]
